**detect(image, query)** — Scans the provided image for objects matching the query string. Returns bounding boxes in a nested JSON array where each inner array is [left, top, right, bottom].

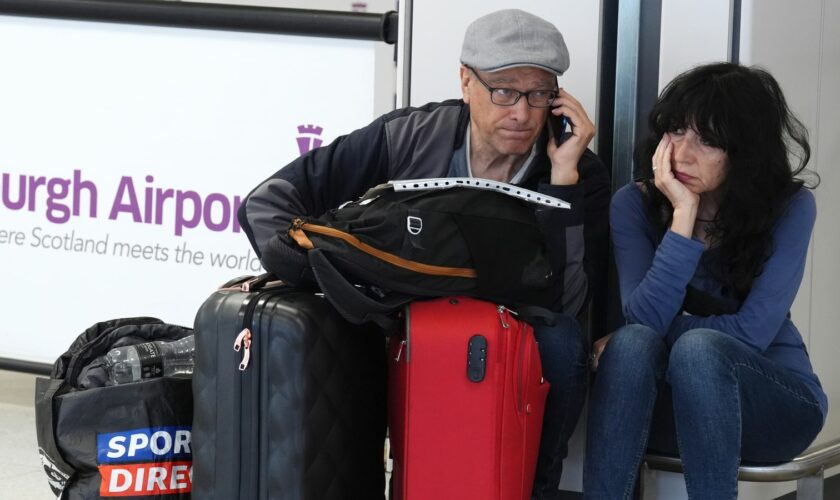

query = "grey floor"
[[0, 369, 55, 499], [4, 367, 837, 500]]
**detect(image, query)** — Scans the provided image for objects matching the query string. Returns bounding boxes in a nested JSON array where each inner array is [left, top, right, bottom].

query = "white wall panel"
[[741, 0, 839, 450], [658, 0, 731, 90], [200, 0, 398, 116], [741, 0, 824, 347], [803, 0, 840, 450]]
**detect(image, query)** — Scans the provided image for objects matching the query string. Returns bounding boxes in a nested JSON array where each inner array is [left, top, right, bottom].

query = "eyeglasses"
[[467, 66, 558, 108]]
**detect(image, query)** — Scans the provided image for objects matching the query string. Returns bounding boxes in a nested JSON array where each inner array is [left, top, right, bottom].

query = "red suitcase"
[[388, 297, 549, 500]]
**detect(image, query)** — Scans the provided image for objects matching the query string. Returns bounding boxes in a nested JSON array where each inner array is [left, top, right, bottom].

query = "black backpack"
[[262, 178, 570, 327]]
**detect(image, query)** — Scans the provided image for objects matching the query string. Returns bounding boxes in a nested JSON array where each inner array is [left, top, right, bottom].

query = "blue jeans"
[[530, 314, 589, 500], [583, 324, 823, 500]]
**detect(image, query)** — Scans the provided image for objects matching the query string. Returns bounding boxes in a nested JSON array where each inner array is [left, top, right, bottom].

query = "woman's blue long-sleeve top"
[[611, 182, 827, 420]]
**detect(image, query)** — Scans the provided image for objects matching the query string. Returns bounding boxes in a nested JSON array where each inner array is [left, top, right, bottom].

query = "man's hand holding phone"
[[548, 112, 568, 147], [546, 88, 596, 186]]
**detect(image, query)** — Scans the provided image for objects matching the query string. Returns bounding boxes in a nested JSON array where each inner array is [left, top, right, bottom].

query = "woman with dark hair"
[[582, 62, 826, 499]]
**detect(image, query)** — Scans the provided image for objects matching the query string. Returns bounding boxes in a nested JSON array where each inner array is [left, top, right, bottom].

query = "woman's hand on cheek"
[[652, 134, 698, 237]]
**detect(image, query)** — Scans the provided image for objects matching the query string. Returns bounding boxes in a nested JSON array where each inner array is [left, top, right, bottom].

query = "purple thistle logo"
[[296, 124, 324, 155]]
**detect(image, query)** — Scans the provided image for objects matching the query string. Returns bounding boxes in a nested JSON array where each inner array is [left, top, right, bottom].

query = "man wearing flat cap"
[[239, 9, 609, 499]]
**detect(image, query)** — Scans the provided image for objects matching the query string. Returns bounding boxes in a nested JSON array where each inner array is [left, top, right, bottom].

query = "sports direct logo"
[[97, 426, 192, 497]]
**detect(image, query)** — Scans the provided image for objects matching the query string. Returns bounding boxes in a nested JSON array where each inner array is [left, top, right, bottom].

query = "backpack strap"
[[389, 177, 571, 209], [261, 233, 316, 287], [308, 248, 412, 332], [35, 377, 74, 497]]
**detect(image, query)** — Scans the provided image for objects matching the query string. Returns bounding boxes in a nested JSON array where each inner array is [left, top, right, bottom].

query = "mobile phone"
[[548, 112, 568, 147]]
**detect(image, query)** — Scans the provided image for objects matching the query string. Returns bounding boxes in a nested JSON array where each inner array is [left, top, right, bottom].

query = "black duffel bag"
[[35, 317, 193, 499], [262, 178, 571, 327]]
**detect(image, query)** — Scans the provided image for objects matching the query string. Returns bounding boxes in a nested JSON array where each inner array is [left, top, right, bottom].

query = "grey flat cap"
[[460, 9, 570, 76]]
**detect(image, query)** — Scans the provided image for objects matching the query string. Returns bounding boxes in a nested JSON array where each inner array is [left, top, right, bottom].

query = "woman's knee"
[[595, 324, 668, 388], [668, 329, 737, 377], [608, 324, 663, 354], [602, 324, 667, 367]]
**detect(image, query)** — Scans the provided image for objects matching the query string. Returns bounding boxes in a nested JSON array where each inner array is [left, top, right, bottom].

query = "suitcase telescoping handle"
[[242, 273, 275, 292], [218, 273, 284, 292]]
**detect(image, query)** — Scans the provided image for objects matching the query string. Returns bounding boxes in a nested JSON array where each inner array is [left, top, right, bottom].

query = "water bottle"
[[105, 335, 195, 385]]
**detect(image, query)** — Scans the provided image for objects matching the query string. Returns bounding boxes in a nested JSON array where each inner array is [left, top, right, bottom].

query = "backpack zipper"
[[290, 218, 478, 278]]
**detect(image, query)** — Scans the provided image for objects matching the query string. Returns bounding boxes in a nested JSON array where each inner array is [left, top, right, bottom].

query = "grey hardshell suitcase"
[[191, 275, 387, 499]]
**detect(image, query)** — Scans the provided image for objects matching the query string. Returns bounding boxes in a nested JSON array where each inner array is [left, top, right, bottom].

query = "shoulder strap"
[[308, 248, 411, 332], [389, 177, 571, 209], [35, 377, 74, 497]]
